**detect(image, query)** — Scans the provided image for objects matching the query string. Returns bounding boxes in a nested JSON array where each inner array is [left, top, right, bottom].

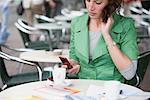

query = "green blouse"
[[69, 13, 139, 82]]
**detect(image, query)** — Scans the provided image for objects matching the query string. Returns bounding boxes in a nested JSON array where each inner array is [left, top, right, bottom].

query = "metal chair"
[[0, 44, 35, 73], [126, 51, 150, 87], [0, 44, 34, 52], [34, 14, 56, 23], [15, 19, 52, 50], [0, 46, 49, 90]]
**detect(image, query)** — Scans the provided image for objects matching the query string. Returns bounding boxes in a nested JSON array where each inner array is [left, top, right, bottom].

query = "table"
[[0, 79, 149, 100], [19, 49, 69, 74], [19, 50, 69, 80], [34, 22, 71, 48], [54, 15, 72, 22], [61, 9, 84, 19], [19, 50, 68, 63], [34, 22, 71, 30], [54, 9, 87, 22]]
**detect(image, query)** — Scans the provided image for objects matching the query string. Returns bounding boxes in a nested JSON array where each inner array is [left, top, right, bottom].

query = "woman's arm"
[[120, 60, 137, 80], [101, 17, 138, 79]]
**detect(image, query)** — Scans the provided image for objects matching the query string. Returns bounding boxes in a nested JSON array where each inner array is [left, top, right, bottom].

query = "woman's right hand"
[[49, 0, 56, 8], [61, 59, 80, 75]]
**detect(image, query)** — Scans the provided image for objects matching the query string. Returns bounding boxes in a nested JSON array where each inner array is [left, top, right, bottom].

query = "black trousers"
[[44, 1, 62, 18], [141, 0, 150, 10], [44, 1, 51, 17]]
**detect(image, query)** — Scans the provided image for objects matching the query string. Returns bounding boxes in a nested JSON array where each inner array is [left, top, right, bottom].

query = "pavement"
[[1, 4, 150, 91]]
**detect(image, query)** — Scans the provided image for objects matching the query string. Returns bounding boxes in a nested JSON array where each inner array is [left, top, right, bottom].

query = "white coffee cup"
[[52, 67, 66, 85], [104, 80, 121, 100]]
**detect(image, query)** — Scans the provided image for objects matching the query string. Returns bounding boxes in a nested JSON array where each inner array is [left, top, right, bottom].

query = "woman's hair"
[[84, 0, 122, 23], [102, 0, 122, 23]]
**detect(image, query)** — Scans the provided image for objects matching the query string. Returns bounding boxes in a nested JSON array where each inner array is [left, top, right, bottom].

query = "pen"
[[120, 90, 123, 95]]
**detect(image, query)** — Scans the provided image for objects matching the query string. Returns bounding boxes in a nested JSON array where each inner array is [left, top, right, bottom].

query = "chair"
[[126, 51, 150, 87], [0, 44, 36, 73], [15, 19, 52, 50], [0, 46, 49, 90], [129, 3, 150, 26], [34, 14, 56, 23], [129, 5, 150, 42], [0, 43, 34, 52]]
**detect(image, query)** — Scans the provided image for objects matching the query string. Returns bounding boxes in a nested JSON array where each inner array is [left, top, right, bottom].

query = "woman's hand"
[[49, 0, 56, 8], [61, 59, 80, 74], [101, 16, 113, 36]]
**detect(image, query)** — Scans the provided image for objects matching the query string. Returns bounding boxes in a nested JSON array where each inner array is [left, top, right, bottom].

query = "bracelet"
[[107, 41, 116, 48]]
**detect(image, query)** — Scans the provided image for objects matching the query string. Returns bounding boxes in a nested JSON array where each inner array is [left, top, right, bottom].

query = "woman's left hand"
[[67, 59, 80, 74], [61, 59, 80, 75], [67, 64, 80, 74], [101, 16, 113, 36]]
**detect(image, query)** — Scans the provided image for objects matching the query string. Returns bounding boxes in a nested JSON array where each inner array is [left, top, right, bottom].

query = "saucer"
[[48, 80, 72, 87]]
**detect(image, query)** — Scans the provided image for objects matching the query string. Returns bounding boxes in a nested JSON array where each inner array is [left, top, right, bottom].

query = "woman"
[[22, 0, 43, 24], [64, 0, 138, 82], [22, 0, 54, 24], [0, 0, 12, 44]]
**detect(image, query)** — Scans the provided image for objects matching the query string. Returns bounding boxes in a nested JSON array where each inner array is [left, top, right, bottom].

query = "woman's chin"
[[89, 15, 99, 19]]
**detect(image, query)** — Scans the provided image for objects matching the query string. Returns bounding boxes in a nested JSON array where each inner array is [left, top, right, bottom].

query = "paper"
[[34, 84, 80, 97], [35, 86, 72, 97], [0, 96, 43, 100], [86, 85, 105, 98]]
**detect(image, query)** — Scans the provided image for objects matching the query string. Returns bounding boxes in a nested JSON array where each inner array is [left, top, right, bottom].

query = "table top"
[[61, 9, 84, 19], [19, 50, 68, 63], [54, 9, 86, 22], [34, 22, 71, 30], [54, 15, 72, 22], [0, 79, 149, 100]]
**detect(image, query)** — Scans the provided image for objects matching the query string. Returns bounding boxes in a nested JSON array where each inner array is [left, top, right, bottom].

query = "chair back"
[[137, 51, 150, 81], [15, 18, 38, 46], [127, 51, 150, 86], [15, 22, 32, 48], [0, 47, 10, 85], [0, 46, 50, 90], [17, 19, 37, 31], [34, 14, 55, 23]]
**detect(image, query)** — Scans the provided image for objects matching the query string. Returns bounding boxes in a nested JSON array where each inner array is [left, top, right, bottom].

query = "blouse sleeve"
[[120, 18, 139, 60], [120, 60, 137, 80]]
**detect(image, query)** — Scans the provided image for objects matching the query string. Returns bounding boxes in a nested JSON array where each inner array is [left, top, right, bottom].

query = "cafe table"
[[19, 50, 69, 73], [54, 15, 72, 22], [19, 50, 68, 63], [34, 22, 71, 31], [0, 79, 149, 100], [34, 22, 71, 47]]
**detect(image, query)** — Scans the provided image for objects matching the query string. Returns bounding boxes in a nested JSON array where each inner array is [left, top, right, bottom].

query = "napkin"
[[64, 85, 105, 100], [64, 92, 97, 100], [0, 95, 43, 100]]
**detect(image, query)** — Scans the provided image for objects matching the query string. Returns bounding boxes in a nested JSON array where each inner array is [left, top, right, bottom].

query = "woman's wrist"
[[107, 41, 116, 48], [103, 33, 112, 43], [102, 33, 116, 48]]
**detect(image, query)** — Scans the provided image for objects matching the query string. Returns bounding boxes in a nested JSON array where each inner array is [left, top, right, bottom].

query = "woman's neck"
[[88, 18, 102, 32]]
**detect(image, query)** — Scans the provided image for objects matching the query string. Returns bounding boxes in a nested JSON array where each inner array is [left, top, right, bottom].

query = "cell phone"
[[59, 56, 73, 69]]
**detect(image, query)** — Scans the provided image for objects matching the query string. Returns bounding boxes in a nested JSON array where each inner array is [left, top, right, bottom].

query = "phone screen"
[[59, 57, 73, 69]]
